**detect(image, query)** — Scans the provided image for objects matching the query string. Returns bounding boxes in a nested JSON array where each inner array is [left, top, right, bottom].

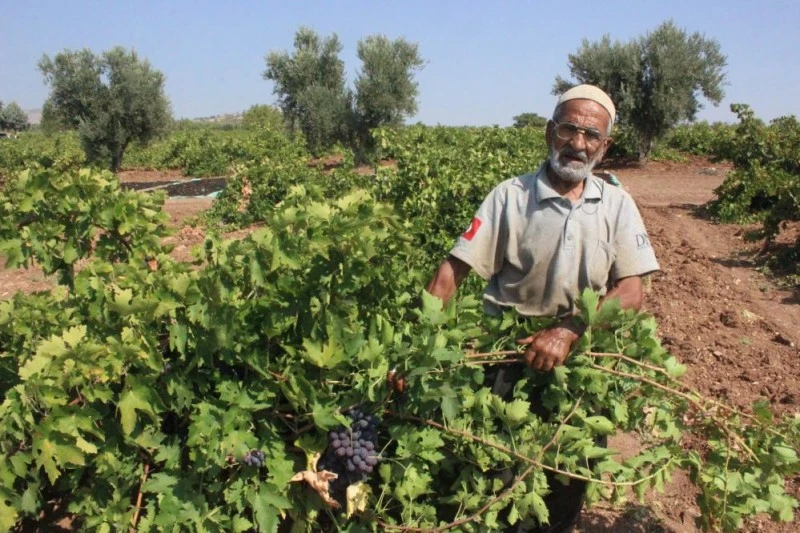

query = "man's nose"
[[567, 130, 588, 151]]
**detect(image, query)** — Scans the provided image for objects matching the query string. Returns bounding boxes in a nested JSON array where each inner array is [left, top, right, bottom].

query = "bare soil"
[[578, 158, 799, 533], [116, 169, 186, 183], [2, 162, 798, 531]]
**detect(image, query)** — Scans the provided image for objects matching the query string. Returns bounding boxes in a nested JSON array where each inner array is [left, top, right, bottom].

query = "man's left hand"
[[516, 326, 581, 372]]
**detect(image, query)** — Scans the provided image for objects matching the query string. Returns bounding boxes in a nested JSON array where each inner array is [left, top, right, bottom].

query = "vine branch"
[[387, 411, 673, 488], [462, 350, 769, 460], [377, 396, 586, 532], [131, 462, 150, 530], [588, 351, 781, 434], [588, 364, 759, 462]]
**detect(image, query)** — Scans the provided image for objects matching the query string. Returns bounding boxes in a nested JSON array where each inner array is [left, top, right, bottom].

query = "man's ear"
[[600, 136, 614, 159], [545, 120, 555, 146]]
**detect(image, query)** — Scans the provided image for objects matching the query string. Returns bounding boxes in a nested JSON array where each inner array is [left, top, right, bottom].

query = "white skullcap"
[[556, 84, 616, 123]]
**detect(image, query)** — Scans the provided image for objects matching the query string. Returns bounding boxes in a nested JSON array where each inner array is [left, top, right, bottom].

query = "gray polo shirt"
[[449, 165, 660, 317]]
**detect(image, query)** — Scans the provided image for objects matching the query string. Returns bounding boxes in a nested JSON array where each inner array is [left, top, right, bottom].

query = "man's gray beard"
[[548, 145, 599, 183]]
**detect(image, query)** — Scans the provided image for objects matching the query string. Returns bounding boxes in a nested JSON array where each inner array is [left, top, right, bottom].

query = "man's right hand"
[[516, 325, 581, 372]]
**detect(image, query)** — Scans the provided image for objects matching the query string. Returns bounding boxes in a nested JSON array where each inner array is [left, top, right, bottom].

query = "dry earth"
[[2, 160, 799, 532], [578, 159, 799, 533]]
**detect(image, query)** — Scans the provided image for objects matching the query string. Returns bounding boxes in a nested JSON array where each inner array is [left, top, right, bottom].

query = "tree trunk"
[[637, 136, 654, 164], [110, 142, 128, 172]]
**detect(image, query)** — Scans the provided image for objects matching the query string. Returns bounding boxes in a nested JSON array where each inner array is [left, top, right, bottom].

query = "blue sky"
[[2, 0, 798, 125]]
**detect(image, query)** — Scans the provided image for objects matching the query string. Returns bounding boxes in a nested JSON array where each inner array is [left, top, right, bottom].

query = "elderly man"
[[426, 85, 660, 532]]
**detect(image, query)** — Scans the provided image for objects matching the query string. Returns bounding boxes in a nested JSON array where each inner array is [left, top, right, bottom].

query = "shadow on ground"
[[579, 503, 674, 532]]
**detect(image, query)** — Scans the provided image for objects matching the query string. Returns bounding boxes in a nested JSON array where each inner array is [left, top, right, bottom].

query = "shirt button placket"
[[564, 206, 576, 250]]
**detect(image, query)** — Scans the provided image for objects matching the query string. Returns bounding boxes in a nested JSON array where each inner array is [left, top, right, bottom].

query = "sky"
[[2, 0, 799, 126]]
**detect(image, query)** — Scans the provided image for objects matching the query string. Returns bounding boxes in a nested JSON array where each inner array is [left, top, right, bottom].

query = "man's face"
[[545, 99, 612, 183]]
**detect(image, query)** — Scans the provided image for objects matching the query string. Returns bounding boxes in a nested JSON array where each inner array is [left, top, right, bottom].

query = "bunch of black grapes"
[[242, 449, 265, 467], [318, 409, 380, 499]]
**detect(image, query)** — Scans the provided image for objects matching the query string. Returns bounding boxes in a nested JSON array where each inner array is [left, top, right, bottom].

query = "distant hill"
[[189, 112, 244, 125]]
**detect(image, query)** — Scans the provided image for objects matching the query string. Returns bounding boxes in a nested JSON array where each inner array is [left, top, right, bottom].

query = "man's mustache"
[[558, 148, 588, 163]]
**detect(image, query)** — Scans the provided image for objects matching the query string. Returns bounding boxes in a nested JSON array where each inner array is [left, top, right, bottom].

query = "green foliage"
[[0, 166, 169, 287], [264, 27, 350, 154], [39, 46, 172, 171], [664, 121, 736, 157], [0, 191, 797, 530], [709, 104, 800, 265], [39, 98, 68, 135], [512, 113, 548, 129], [205, 138, 322, 225], [1, 125, 798, 531], [353, 36, 424, 152], [264, 27, 425, 156], [555, 20, 727, 161], [0, 102, 30, 132], [122, 127, 305, 177], [0, 131, 85, 178], [603, 123, 638, 160], [242, 104, 287, 133], [295, 84, 352, 156]]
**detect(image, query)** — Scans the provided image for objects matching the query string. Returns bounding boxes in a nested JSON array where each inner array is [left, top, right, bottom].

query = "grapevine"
[[0, 128, 797, 532]]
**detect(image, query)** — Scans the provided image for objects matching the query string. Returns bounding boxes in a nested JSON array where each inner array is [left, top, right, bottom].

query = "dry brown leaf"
[[289, 469, 341, 508], [237, 178, 253, 213]]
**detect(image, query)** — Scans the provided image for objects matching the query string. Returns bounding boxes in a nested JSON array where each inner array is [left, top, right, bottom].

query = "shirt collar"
[[534, 165, 562, 202]]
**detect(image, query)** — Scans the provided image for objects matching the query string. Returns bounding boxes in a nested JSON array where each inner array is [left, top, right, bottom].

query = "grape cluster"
[[242, 449, 265, 467], [318, 409, 380, 496]]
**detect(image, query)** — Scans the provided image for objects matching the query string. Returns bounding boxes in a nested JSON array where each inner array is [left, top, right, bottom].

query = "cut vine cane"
[[378, 396, 675, 532]]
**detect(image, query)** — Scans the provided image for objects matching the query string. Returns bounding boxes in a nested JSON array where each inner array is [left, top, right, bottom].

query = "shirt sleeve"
[[611, 195, 660, 281], [448, 185, 508, 280]]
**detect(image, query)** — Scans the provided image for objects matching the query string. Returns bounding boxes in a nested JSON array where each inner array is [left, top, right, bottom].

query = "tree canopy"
[[0, 102, 30, 132], [512, 112, 548, 129], [264, 27, 423, 155], [263, 28, 349, 153], [241, 104, 287, 132], [554, 20, 727, 161], [39, 47, 172, 171], [354, 35, 424, 147]]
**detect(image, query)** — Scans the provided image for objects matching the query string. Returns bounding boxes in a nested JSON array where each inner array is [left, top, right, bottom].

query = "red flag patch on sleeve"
[[462, 217, 482, 241]]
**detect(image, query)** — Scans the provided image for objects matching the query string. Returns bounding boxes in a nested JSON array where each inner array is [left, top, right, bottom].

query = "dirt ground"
[[1, 161, 798, 531], [116, 169, 186, 183], [578, 158, 799, 533]]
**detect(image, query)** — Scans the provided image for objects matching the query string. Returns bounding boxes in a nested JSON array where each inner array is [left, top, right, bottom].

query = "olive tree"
[[39, 47, 172, 171], [512, 113, 548, 128], [264, 28, 424, 155], [264, 27, 350, 153], [353, 35, 424, 149], [0, 102, 30, 132], [554, 20, 727, 161]]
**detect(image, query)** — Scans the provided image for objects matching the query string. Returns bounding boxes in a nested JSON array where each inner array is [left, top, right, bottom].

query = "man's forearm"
[[602, 275, 644, 312], [426, 255, 471, 306]]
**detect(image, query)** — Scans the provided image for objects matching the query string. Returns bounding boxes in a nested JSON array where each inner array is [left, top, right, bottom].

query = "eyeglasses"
[[553, 121, 606, 146]]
